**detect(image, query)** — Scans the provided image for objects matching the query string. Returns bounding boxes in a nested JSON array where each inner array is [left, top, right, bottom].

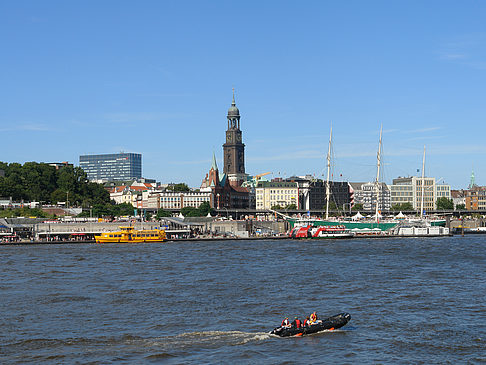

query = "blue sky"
[[1, 1, 486, 189]]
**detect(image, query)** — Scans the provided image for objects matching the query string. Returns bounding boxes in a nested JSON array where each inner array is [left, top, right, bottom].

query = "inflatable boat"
[[270, 312, 351, 337]]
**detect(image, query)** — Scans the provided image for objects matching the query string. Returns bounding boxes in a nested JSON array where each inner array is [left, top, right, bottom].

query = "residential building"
[[349, 182, 391, 212], [389, 176, 451, 211], [138, 190, 212, 210], [109, 182, 155, 205], [465, 186, 486, 210], [79, 153, 142, 182], [256, 181, 299, 210], [451, 190, 466, 209], [48, 161, 73, 170]]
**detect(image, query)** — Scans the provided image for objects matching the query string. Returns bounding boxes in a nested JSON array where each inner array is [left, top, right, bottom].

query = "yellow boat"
[[95, 226, 166, 243]]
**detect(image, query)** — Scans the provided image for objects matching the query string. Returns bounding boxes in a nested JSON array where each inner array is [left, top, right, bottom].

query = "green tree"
[[455, 204, 466, 210], [197, 201, 214, 216], [0, 161, 110, 208], [112, 203, 135, 217], [391, 203, 414, 211], [156, 208, 172, 219], [285, 204, 297, 210], [3, 173, 24, 201], [324, 201, 338, 210], [51, 188, 68, 204], [167, 183, 190, 192], [436, 197, 454, 210], [352, 203, 364, 211], [0, 207, 50, 218], [83, 182, 110, 206], [180, 206, 200, 217], [271, 204, 283, 210]]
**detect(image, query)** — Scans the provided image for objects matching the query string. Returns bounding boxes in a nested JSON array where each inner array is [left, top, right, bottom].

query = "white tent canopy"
[[395, 211, 405, 219], [352, 212, 364, 220]]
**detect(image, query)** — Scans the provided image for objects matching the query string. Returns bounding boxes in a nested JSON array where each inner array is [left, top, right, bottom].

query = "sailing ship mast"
[[420, 145, 426, 218], [375, 125, 383, 223], [325, 125, 332, 220]]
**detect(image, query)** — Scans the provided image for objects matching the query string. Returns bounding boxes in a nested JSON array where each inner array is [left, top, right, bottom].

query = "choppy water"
[[0, 237, 485, 364]]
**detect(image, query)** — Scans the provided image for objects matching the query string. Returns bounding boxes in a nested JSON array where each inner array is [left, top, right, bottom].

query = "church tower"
[[223, 89, 247, 187]]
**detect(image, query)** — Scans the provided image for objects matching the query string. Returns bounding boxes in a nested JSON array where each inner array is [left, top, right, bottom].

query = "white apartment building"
[[349, 182, 391, 211], [390, 176, 451, 211], [137, 190, 212, 210], [256, 181, 298, 210]]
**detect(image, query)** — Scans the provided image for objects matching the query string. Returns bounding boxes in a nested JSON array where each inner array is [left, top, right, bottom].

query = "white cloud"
[[0, 123, 49, 132]]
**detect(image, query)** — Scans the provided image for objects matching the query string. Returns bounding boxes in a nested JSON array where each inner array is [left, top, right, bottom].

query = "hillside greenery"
[[0, 207, 52, 218], [0, 162, 109, 207]]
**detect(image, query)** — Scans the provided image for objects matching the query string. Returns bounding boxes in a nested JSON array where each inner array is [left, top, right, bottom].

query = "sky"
[[1, 1, 486, 189]]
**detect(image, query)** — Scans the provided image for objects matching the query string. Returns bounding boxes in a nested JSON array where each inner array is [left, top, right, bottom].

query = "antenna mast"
[[420, 146, 426, 218], [325, 125, 332, 220], [375, 125, 382, 223]]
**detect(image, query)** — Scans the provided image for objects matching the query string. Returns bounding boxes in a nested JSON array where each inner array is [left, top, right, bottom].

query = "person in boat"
[[291, 317, 301, 328], [303, 316, 310, 327], [309, 312, 318, 324], [281, 317, 290, 327]]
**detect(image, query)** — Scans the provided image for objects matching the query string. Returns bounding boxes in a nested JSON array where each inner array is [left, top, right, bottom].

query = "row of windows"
[[257, 189, 298, 194], [159, 197, 209, 201], [108, 233, 157, 238]]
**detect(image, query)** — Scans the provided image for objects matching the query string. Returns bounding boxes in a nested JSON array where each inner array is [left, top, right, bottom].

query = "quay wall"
[[33, 220, 286, 235], [35, 222, 162, 234]]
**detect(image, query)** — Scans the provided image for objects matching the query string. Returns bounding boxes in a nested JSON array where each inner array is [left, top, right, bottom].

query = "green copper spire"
[[211, 152, 218, 171], [469, 169, 476, 189]]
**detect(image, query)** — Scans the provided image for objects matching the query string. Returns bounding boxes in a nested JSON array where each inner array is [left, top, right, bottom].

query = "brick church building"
[[201, 91, 250, 209]]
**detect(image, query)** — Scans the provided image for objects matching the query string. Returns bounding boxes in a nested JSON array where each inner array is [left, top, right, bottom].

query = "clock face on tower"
[[227, 133, 233, 143], [236, 133, 241, 143]]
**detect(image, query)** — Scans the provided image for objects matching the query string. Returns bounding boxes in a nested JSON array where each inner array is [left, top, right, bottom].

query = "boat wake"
[[174, 330, 272, 344], [136, 330, 273, 353]]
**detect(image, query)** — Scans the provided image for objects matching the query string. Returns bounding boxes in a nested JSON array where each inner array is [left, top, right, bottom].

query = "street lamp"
[[217, 193, 220, 210]]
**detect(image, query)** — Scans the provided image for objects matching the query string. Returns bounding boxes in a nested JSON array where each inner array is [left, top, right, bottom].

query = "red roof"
[[232, 186, 249, 193]]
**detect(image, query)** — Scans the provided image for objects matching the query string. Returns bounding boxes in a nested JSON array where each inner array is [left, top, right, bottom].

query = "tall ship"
[[286, 126, 446, 234], [95, 226, 166, 243]]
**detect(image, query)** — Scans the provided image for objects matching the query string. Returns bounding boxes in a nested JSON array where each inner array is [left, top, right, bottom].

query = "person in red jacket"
[[281, 317, 290, 327], [291, 317, 301, 328]]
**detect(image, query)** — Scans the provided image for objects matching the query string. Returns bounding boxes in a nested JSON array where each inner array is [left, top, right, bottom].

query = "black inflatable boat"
[[270, 312, 351, 337]]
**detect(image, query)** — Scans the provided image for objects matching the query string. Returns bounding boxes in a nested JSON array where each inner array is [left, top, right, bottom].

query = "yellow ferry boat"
[[95, 226, 166, 243]]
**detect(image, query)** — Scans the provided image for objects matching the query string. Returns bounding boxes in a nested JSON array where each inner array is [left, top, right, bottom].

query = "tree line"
[[0, 162, 109, 207]]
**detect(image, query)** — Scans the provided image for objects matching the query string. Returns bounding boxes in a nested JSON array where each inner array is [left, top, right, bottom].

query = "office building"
[[389, 176, 451, 211], [79, 153, 142, 182]]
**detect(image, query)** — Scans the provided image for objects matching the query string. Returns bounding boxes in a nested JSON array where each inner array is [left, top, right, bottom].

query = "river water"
[[0, 236, 485, 364]]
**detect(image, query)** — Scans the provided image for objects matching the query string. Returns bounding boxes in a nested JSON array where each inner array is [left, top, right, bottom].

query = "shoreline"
[[1, 233, 462, 245]]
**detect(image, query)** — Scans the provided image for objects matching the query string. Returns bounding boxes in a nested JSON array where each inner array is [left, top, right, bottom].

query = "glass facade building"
[[79, 153, 142, 182]]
